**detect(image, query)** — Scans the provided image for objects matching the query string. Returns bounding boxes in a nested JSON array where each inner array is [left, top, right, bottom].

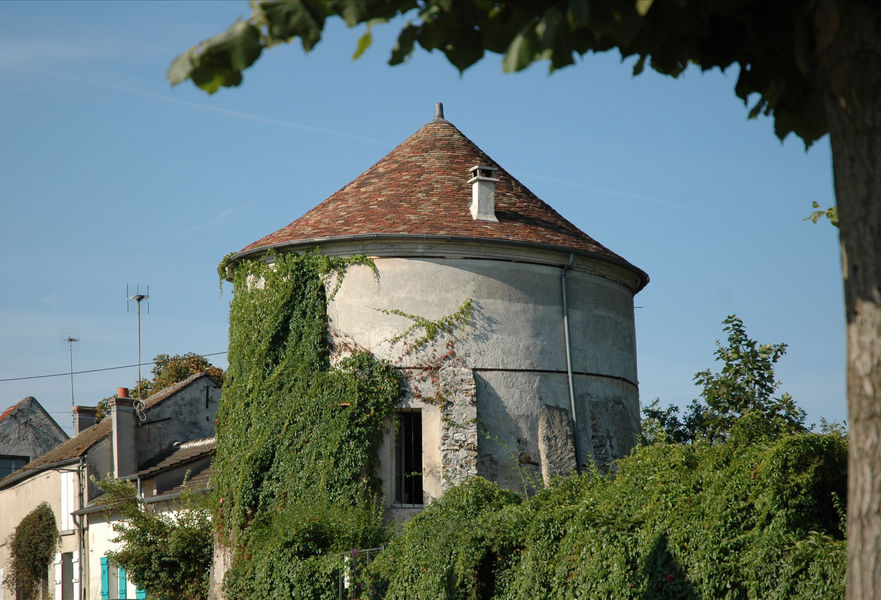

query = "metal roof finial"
[[434, 102, 445, 121]]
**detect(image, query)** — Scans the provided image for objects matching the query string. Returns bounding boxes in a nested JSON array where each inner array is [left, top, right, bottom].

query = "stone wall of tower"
[[325, 248, 640, 517]]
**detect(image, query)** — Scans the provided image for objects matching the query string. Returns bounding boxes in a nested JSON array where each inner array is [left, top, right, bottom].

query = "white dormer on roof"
[[467, 165, 499, 222]]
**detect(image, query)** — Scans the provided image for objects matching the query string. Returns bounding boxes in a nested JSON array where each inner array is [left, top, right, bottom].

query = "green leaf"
[[390, 22, 419, 65], [632, 53, 647, 76], [225, 21, 263, 71], [568, 0, 590, 27], [260, 0, 327, 51], [353, 28, 372, 60], [635, 0, 654, 17], [803, 201, 839, 228], [166, 49, 195, 87], [180, 19, 263, 94], [503, 29, 537, 72]]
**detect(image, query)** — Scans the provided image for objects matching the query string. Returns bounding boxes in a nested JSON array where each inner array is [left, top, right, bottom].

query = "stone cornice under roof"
[[235, 117, 648, 292]]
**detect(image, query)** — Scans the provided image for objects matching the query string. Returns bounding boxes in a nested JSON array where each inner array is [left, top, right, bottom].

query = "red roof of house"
[[238, 112, 647, 288], [0, 397, 29, 424]]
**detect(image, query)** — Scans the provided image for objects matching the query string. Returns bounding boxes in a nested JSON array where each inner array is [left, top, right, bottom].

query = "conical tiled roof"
[[239, 113, 647, 289]]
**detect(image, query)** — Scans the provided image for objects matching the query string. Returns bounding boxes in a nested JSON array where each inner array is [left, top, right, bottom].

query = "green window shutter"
[[136, 587, 147, 599], [100, 556, 109, 600], [119, 565, 127, 599]]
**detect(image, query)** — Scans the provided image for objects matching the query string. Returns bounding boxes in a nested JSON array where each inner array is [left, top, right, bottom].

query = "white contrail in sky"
[[513, 170, 707, 213], [123, 85, 391, 146], [0, 57, 390, 146]]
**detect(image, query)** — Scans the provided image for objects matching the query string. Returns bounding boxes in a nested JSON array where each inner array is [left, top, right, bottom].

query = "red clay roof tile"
[[238, 117, 646, 285]]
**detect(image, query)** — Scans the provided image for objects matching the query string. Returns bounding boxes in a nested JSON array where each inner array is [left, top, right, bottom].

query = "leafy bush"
[[369, 433, 846, 600], [3, 502, 58, 600], [99, 477, 212, 600], [642, 315, 806, 445], [370, 478, 522, 600]]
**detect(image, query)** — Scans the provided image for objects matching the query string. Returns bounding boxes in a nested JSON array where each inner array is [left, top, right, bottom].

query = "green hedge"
[[370, 433, 846, 600]]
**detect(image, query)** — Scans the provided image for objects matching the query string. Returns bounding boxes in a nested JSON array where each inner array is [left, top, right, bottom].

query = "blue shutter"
[[100, 556, 109, 600], [136, 587, 146, 599], [118, 565, 127, 599]]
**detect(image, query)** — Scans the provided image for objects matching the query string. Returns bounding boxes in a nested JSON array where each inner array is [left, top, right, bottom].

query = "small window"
[[0, 455, 28, 478], [394, 411, 423, 506]]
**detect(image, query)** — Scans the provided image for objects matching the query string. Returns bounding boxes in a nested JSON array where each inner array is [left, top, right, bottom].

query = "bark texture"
[[815, 1, 881, 597]]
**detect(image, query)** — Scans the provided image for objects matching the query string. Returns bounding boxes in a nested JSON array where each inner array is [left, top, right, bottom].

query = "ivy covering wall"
[[217, 253, 402, 599]]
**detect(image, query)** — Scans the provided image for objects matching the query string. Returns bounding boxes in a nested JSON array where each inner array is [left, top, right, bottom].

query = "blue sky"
[[0, 1, 843, 436]]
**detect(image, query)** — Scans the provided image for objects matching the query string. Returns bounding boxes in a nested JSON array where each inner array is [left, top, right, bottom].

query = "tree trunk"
[[816, 2, 881, 597]]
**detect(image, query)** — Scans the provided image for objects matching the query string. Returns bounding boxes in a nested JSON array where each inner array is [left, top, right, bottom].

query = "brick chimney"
[[111, 388, 137, 478], [467, 165, 499, 222], [72, 405, 97, 435]]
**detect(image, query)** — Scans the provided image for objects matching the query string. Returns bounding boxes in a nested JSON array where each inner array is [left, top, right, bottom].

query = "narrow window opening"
[[394, 411, 423, 506]]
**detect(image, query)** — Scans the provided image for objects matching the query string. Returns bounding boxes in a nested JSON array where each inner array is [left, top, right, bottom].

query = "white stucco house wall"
[[225, 104, 649, 522], [0, 374, 219, 600]]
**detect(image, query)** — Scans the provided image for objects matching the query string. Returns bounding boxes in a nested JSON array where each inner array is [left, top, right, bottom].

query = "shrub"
[[369, 432, 846, 600], [4, 502, 58, 600]]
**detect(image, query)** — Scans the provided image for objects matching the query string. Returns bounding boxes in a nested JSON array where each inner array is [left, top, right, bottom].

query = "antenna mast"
[[126, 284, 150, 400], [62, 332, 79, 407]]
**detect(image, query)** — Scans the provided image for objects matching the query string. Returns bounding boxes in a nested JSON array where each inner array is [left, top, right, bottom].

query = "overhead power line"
[[0, 352, 228, 383]]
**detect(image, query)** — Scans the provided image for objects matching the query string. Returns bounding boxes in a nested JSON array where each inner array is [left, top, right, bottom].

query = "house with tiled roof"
[[226, 104, 649, 522], [0, 396, 68, 478], [0, 374, 220, 600]]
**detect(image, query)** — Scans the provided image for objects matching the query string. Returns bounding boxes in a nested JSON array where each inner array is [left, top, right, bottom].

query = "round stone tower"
[[231, 105, 648, 519]]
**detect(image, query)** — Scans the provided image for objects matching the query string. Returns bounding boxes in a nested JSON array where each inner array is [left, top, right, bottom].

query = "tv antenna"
[[60, 330, 79, 408], [126, 284, 150, 408]]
